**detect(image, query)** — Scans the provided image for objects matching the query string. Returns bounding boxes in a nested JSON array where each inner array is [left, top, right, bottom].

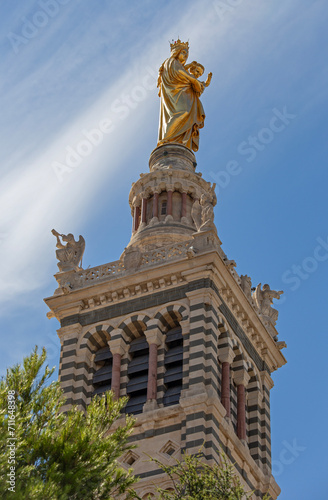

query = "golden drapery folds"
[[157, 46, 206, 152]]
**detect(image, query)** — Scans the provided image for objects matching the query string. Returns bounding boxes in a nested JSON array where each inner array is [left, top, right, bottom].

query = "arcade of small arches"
[[78, 304, 262, 445], [131, 184, 197, 233]]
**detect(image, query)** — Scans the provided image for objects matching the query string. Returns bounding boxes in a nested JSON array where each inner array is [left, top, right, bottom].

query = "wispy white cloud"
[[1, 0, 326, 308]]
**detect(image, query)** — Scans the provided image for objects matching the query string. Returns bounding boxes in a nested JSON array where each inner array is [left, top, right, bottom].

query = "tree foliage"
[[147, 451, 270, 500], [0, 347, 138, 499]]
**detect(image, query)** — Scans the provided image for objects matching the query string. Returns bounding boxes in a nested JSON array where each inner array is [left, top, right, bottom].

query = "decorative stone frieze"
[[79, 273, 186, 311]]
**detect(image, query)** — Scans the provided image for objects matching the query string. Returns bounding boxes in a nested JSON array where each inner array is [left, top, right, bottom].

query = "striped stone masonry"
[[57, 324, 86, 411], [46, 239, 285, 500], [260, 370, 274, 473], [44, 144, 287, 500]]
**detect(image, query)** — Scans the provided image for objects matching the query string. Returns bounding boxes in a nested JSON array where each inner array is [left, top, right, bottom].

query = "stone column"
[[167, 189, 173, 216], [181, 191, 187, 218], [108, 336, 127, 399], [133, 205, 140, 232], [153, 191, 159, 218], [144, 328, 164, 411], [233, 370, 250, 442], [147, 343, 158, 400], [218, 347, 234, 418], [141, 196, 148, 224], [237, 384, 246, 440], [111, 353, 121, 399]]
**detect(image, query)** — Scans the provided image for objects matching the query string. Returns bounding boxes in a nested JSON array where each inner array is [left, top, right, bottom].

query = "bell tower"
[[45, 39, 286, 500], [45, 142, 286, 499]]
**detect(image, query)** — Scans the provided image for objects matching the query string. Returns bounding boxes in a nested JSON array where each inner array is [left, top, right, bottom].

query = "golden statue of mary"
[[157, 39, 212, 152]]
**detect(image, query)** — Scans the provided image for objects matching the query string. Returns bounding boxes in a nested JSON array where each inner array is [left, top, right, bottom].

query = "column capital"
[[109, 328, 124, 337], [232, 369, 250, 387], [247, 389, 262, 406], [179, 319, 190, 335], [218, 346, 235, 364], [108, 337, 128, 356], [145, 328, 164, 346], [57, 324, 82, 344], [186, 288, 220, 307], [260, 370, 274, 390]]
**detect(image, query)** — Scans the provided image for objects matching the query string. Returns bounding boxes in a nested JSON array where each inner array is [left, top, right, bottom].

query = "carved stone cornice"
[[79, 273, 186, 312], [129, 168, 217, 209], [46, 240, 286, 372]]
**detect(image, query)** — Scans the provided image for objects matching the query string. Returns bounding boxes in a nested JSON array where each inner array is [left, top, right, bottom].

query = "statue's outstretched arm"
[[51, 229, 64, 249], [269, 290, 283, 300], [205, 72, 212, 87]]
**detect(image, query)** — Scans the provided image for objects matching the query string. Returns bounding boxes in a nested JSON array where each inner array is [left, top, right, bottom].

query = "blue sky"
[[1, 1, 327, 497]]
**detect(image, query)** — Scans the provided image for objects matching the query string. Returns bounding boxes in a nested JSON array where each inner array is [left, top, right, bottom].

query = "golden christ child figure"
[[157, 39, 212, 152], [185, 61, 212, 95]]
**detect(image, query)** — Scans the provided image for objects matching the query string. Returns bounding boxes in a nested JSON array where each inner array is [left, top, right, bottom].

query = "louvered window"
[[125, 336, 149, 415], [163, 327, 183, 407], [93, 346, 112, 396], [161, 201, 167, 215]]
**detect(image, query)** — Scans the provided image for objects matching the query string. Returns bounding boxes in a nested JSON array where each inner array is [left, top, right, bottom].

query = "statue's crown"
[[170, 38, 189, 52]]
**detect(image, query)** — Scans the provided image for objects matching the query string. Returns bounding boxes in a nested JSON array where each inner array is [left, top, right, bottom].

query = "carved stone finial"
[[191, 199, 202, 231], [240, 275, 252, 301], [252, 283, 283, 326], [191, 192, 216, 233], [187, 246, 196, 258], [123, 246, 142, 270], [199, 193, 216, 231], [52, 229, 85, 272], [223, 257, 236, 270]]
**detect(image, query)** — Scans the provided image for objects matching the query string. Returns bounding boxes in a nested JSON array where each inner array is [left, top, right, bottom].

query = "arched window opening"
[[125, 336, 149, 415], [161, 200, 167, 215], [93, 346, 112, 396], [163, 326, 183, 407]]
